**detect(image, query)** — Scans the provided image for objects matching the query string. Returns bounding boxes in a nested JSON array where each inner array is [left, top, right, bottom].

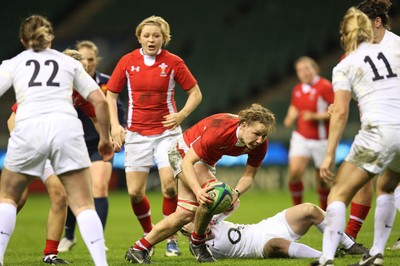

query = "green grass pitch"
[[4, 189, 400, 265]]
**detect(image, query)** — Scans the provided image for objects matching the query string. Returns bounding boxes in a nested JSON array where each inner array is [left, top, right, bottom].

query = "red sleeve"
[[174, 60, 197, 91], [290, 84, 300, 107], [72, 90, 96, 117], [107, 56, 128, 93], [320, 80, 334, 104], [79, 100, 96, 118], [11, 102, 18, 112]]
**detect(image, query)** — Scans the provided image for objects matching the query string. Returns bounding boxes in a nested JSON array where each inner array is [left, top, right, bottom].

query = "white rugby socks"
[[76, 209, 108, 266], [321, 201, 346, 261], [0, 203, 17, 265], [288, 242, 322, 258], [370, 194, 396, 256]]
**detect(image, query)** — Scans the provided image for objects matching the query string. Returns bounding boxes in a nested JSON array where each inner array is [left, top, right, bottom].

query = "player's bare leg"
[[159, 166, 180, 256], [125, 177, 195, 263], [0, 168, 33, 265], [59, 168, 107, 265], [188, 165, 217, 263], [288, 156, 309, 206], [91, 161, 112, 251], [42, 174, 68, 264]]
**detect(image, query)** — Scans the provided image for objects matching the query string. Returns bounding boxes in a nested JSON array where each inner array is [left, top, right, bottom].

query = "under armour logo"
[[131, 66, 140, 72]]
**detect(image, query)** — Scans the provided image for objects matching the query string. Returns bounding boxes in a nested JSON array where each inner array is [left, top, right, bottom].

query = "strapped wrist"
[[235, 189, 241, 198]]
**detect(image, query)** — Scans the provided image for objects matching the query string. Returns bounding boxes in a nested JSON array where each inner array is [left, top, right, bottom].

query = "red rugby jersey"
[[290, 77, 333, 139], [183, 113, 268, 167], [107, 49, 197, 136]]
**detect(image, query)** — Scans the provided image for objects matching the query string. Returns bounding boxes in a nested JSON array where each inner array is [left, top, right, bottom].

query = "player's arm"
[[233, 164, 259, 202], [301, 109, 330, 122], [180, 147, 213, 206], [320, 90, 351, 181], [283, 105, 298, 128], [7, 111, 16, 132], [106, 91, 125, 147], [87, 89, 114, 160], [89, 116, 121, 152], [302, 84, 333, 122], [162, 84, 202, 129]]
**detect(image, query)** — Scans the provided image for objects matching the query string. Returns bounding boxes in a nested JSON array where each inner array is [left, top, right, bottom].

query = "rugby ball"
[[206, 181, 233, 214]]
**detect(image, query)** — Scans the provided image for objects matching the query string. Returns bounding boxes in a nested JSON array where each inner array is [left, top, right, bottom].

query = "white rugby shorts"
[[288, 131, 328, 168], [208, 210, 300, 259], [124, 127, 181, 172], [41, 160, 55, 183], [4, 114, 91, 177], [345, 126, 400, 174], [168, 134, 216, 178]]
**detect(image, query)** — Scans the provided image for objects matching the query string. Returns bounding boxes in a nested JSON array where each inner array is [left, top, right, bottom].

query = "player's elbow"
[[332, 106, 348, 121], [87, 89, 106, 106]]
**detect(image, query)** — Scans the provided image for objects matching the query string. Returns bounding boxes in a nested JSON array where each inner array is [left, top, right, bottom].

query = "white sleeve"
[[73, 63, 100, 99], [332, 62, 352, 93], [0, 60, 13, 97]]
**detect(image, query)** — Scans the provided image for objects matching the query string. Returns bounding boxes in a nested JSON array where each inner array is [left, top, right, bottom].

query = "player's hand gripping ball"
[[206, 181, 233, 214]]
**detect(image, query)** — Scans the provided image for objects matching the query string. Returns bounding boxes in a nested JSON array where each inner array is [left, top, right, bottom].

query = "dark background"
[[1, 0, 399, 148]]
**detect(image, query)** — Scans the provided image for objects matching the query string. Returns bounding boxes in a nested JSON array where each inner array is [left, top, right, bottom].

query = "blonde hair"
[[294, 56, 320, 74], [19, 15, 54, 52], [62, 49, 85, 62], [75, 40, 99, 58], [238, 104, 276, 134], [135, 15, 171, 46], [340, 7, 373, 54]]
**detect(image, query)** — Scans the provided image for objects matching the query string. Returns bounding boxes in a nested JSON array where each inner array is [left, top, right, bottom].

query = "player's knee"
[[49, 188, 68, 210], [129, 192, 144, 203], [302, 202, 322, 219], [317, 178, 330, 189], [175, 207, 195, 225], [162, 186, 177, 198], [288, 170, 303, 182], [92, 182, 108, 197], [181, 211, 195, 225], [263, 238, 288, 258]]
